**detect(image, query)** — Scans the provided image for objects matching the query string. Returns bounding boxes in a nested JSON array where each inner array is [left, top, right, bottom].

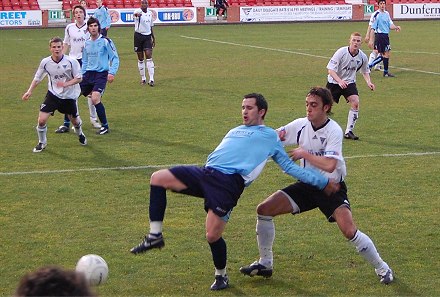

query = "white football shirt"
[[63, 22, 89, 60], [133, 9, 154, 35], [327, 46, 369, 85], [34, 55, 82, 99], [279, 117, 347, 181]]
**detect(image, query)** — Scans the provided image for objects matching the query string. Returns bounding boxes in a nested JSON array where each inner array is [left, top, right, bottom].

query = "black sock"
[[63, 114, 70, 127], [209, 237, 227, 270], [95, 102, 108, 128], [149, 185, 167, 222], [370, 55, 383, 67], [383, 57, 389, 73]]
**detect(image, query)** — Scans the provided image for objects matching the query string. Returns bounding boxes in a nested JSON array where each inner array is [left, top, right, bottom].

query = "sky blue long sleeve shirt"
[[206, 125, 329, 189], [81, 36, 119, 76]]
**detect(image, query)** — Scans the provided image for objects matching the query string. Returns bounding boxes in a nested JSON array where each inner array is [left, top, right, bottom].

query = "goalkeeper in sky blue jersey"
[[80, 17, 119, 135], [130, 93, 339, 291]]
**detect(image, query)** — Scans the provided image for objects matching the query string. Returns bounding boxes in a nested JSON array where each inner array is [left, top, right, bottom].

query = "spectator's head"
[[80, 0, 88, 7], [14, 266, 96, 296]]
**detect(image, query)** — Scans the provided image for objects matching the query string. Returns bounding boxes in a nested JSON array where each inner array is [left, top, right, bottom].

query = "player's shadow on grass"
[[36, 127, 212, 172], [229, 277, 323, 296], [391, 278, 421, 296]]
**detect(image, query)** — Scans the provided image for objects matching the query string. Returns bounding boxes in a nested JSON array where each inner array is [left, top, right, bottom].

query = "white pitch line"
[[181, 35, 329, 59], [1, 152, 439, 176], [180, 35, 440, 75]]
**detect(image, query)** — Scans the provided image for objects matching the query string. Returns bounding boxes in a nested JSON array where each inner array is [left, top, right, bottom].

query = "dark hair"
[[73, 5, 86, 16], [87, 16, 101, 32], [243, 93, 268, 119], [377, 0, 386, 4], [307, 86, 334, 114], [15, 266, 95, 296]]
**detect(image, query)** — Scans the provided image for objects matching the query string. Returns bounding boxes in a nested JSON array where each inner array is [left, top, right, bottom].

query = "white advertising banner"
[[240, 5, 352, 22], [87, 7, 197, 25], [393, 3, 440, 19], [0, 11, 42, 27]]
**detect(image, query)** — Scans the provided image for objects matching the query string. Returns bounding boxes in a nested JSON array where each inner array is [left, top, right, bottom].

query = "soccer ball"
[[75, 254, 108, 286]]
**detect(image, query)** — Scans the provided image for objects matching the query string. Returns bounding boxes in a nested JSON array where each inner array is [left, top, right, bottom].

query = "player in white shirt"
[[326, 32, 375, 141], [56, 5, 101, 133], [240, 87, 393, 285], [22, 37, 87, 153], [133, 0, 155, 86]]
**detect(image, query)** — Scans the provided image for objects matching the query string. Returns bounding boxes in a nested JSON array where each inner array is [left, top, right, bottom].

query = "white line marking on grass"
[[180, 35, 440, 75], [1, 152, 439, 176], [181, 35, 329, 59]]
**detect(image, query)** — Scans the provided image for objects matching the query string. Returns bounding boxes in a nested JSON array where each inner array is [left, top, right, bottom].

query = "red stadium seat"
[[105, 0, 115, 7], [174, 0, 184, 6], [156, 0, 166, 6], [114, 0, 123, 7], [11, 0, 20, 8], [183, 0, 192, 6], [30, 0, 39, 8]]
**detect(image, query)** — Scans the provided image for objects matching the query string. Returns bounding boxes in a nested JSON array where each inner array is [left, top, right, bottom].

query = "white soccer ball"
[[75, 254, 108, 286]]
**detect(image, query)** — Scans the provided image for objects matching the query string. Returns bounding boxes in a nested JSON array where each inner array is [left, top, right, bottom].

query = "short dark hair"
[[378, 0, 386, 4], [243, 93, 268, 119], [73, 5, 86, 16], [87, 16, 101, 32], [307, 86, 334, 114], [15, 266, 95, 296]]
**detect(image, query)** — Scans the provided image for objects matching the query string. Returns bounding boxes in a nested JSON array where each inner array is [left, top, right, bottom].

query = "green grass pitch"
[[0, 20, 439, 296]]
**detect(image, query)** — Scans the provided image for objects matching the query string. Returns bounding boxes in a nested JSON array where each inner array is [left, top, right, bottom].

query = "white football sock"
[[87, 95, 97, 119], [369, 51, 377, 65], [138, 60, 146, 81], [146, 58, 155, 82], [150, 221, 163, 235], [350, 230, 389, 272], [36, 124, 47, 144], [215, 268, 226, 276], [346, 108, 359, 134], [256, 215, 275, 268], [73, 118, 83, 135]]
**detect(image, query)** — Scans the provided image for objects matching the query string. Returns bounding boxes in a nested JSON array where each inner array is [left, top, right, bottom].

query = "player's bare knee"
[[150, 169, 168, 186], [256, 202, 271, 216], [343, 228, 357, 240], [206, 231, 221, 243]]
